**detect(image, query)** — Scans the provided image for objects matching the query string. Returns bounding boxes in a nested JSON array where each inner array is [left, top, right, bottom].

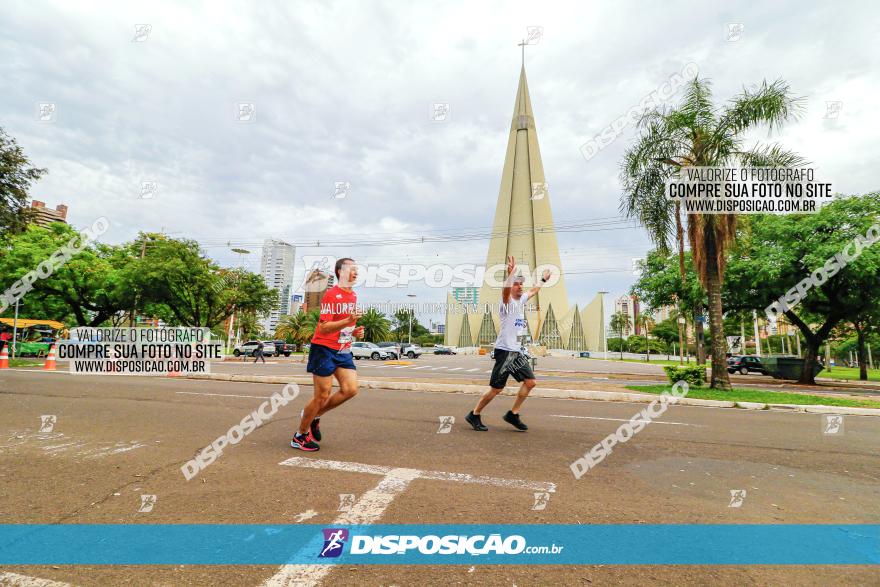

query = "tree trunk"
[[785, 310, 841, 385], [695, 307, 706, 365], [704, 233, 731, 390], [855, 323, 868, 381]]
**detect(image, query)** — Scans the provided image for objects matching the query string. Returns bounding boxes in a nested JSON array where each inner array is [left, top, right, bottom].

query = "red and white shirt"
[[311, 285, 358, 351]]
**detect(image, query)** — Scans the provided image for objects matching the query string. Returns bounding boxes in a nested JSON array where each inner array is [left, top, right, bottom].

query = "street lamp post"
[[228, 248, 251, 351], [11, 298, 20, 358], [407, 294, 417, 345], [598, 291, 609, 360]]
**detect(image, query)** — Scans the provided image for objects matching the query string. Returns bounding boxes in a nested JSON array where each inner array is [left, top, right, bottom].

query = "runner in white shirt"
[[466, 255, 552, 432]]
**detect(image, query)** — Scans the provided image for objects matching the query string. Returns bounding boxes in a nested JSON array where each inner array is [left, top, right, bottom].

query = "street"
[[1, 369, 878, 585]]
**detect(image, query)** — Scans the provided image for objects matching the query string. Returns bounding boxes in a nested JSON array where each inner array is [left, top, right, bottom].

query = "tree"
[[359, 308, 391, 343], [392, 308, 428, 342], [650, 317, 680, 348], [609, 312, 632, 359], [0, 223, 134, 325], [635, 313, 655, 361], [620, 77, 805, 389], [724, 193, 880, 383], [275, 310, 317, 349], [127, 234, 277, 328], [0, 128, 46, 236], [632, 250, 707, 362]]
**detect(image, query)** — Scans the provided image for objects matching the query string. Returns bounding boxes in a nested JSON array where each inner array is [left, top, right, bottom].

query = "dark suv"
[[727, 355, 767, 375], [272, 340, 294, 357]]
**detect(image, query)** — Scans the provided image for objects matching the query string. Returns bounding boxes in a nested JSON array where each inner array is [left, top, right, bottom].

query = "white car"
[[351, 342, 389, 360], [233, 340, 276, 357], [400, 344, 423, 358]]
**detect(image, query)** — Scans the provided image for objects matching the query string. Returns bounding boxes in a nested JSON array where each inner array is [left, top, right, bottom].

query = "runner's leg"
[[473, 388, 503, 415], [316, 367, 358, 416], [298, 374, 333, 435], [510, 379, 536, 414]]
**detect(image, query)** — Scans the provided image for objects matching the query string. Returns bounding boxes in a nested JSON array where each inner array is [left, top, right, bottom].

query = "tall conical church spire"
[[444, 61, 604, 351]]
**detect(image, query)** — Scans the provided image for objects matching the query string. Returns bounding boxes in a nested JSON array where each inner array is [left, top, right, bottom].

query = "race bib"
[[337, 326, 354, 354]]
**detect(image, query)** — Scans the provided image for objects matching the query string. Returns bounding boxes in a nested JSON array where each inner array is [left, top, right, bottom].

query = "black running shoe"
[[503, 410, 528, 431], [310, 417, 322, 442], [465, 410, 488, 431], [290, 432, 319, 451]]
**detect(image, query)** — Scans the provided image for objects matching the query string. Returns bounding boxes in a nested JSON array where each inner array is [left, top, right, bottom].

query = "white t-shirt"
[[494, 291, 533, 352]]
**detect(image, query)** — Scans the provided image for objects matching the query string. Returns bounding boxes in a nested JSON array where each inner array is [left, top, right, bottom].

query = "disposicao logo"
[[319, 528, 349, 558]]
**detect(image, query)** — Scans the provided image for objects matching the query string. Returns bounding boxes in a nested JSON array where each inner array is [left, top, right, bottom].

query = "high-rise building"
[[614, 295, 640, 337], [259, 239, 296, 335], [303, 269, 335, 313], [30, 201, 68, 227], [444, 62, 603, 350], [452, 287, 479, 305]]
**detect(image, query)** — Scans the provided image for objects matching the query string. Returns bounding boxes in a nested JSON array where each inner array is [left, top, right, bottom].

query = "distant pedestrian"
[[253, 340, 266, 364]]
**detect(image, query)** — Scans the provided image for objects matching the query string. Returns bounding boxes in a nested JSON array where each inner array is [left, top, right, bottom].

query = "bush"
[[663, 364, 706, 387]]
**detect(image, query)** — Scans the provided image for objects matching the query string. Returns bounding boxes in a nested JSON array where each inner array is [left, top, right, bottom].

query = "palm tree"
[[274, 309, 318, 361], [359, 308, 391, 343], [610, 311, 632, 360], [636, 313, 655, 362], [620, 77, 805, 390]]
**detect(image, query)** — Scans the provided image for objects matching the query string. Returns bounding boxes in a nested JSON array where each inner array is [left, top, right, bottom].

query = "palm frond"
[[718, 79, 805, 137], [735, 143, 810, 168]]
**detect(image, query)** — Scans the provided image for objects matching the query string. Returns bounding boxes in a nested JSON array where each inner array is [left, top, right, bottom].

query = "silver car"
[[351, 342, 389, 360]]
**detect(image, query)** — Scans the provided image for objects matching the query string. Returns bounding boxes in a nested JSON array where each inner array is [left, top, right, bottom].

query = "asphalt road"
[[1, 369, 878, 586]]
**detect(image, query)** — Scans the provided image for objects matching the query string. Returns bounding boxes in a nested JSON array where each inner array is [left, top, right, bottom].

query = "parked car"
[[377, 342, 401, 359], [272, 340, 294, 357], [727, 355, 767, 375], [351, 342, 390, 360], [400, 344, 423, 359], [433, 346, 456, 355], [233, 340, 276, 357]]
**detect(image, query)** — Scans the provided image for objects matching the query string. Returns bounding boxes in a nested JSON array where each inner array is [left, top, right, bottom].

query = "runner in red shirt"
[[291, 258, 364, 451]]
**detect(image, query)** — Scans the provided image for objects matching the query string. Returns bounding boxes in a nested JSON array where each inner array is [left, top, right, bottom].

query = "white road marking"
[[266, 458, 555, 586], [0, 572, 75, 586], [176, 391, 272, 399], [466, 368, 481, 372], [293, 509, 318, 522], [447, 367, 463, 371], [550, 414, 704, 427], [412, 366, 433, 370], [430, 366, 447, 371], [262, 467, 420, 587]]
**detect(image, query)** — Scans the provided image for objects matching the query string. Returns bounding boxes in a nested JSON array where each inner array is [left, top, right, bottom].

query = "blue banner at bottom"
[[0, 525, 877, 565]]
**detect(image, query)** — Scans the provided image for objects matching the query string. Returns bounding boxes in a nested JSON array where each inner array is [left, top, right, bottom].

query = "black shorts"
[[489, 349, 535, 389]]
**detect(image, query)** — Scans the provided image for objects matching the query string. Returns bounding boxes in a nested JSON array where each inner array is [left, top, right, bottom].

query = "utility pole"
[[11, 298, 20, 358], [752, 310, 762, 357]]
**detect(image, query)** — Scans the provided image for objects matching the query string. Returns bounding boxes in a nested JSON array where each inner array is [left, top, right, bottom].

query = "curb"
[[183, 374, 880, 417]]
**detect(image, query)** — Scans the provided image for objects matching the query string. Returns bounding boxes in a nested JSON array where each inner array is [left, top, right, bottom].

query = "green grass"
[[817, 367, 880, 382], [586, 356, 690, 367], [625, 384, 880, 409], [8, 358, 43, 367]]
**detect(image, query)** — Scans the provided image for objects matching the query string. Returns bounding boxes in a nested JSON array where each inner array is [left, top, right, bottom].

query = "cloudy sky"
[[3, 0, 878, 325]]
